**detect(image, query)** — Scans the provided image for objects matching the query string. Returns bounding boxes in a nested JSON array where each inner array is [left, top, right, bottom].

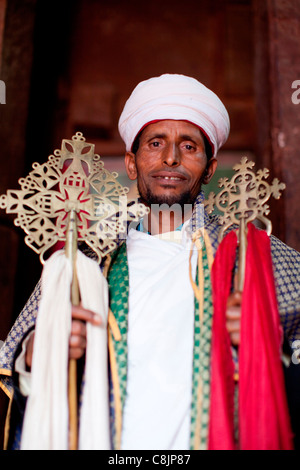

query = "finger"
[[69, 320, 88, 360], [226, 306, 241, 320], [72, 304, 102, 325], [229, 331, 240, 346], [71, 319, 87, 336], [69, 330, 87, 360], [226, 319, 240, 333], [69, 346, 86, 360], [69, 333, 86, 350], [227, 291, 242, 307]]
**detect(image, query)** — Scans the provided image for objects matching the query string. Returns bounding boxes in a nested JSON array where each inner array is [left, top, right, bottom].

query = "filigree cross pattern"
[[204, 156, 286, 241], [0, 132, 148, 263]]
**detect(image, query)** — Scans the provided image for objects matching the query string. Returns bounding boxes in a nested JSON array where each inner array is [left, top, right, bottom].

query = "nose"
[[162, 143, 180, 167]]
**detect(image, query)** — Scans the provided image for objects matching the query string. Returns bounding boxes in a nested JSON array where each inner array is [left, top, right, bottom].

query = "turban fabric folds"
[[118, 74, 230, 157]]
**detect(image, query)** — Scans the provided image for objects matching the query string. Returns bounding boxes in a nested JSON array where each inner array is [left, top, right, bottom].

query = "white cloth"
[[20, 250, 110, 450], [118, 73, 230, 157], [121, 224, 197, 450]]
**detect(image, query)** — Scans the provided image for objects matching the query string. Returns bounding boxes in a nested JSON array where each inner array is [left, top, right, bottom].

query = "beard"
[[138, 186, 198, 207], [137, 177, 204, 209]]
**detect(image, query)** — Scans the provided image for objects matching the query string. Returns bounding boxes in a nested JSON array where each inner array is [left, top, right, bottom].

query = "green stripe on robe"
[[107, 236, 213, 450]]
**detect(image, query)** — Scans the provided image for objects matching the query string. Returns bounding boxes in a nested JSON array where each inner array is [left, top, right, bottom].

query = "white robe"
[[121, 224, 197, 450]]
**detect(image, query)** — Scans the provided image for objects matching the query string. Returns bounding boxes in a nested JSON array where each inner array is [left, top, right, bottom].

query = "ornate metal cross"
[[204, 156, 286, 290], [0, 131, 148, 264], [0, 131, 149, 449]]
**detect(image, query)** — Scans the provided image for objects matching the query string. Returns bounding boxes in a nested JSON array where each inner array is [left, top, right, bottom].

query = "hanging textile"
[[209, 223, 294, 450], [20, 250, 110, 450]]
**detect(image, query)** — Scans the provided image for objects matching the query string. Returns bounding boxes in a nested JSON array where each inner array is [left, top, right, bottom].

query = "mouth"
[[151, 171, 187, 182]]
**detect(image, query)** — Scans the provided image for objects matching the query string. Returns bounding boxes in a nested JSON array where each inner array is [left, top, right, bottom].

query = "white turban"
[[118, 73, 230, 158]]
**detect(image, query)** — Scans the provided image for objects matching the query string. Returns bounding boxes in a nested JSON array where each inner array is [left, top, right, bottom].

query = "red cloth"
[[208, 230, 237, 449], [208, 223, 294, 450]]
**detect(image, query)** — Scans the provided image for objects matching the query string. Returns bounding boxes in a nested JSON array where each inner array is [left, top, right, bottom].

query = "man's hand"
[[25, 305, 102, 368], [226, 291, 242, 346], [25, 331, 35, 370], [69, 305, 102, 359], [25, 293, 241, 368]]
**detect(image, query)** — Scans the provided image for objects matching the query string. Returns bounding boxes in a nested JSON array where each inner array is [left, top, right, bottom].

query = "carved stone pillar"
[[253, 0, 300, 251]]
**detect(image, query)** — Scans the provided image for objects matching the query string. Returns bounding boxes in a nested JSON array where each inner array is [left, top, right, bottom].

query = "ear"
[[124, 151, 138, 180], [202, 157, 217, 184]]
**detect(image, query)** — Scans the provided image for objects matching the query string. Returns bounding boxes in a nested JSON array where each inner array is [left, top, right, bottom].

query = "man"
[[1, 74, 300, 450]]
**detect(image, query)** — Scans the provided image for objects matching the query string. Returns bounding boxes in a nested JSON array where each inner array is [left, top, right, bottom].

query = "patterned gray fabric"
[[1, 194, 300, 396]]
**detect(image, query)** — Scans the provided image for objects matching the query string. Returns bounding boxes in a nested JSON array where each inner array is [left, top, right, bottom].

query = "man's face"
[[125, 120, 217, 207]]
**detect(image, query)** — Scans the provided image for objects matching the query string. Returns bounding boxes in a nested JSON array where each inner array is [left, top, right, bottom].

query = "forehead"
[[139, 120, 205, 141]]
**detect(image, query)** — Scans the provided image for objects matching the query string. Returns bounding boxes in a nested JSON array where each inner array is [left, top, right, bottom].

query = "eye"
[[183, 143, 194, 151], [150, 141, 161, 148]]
